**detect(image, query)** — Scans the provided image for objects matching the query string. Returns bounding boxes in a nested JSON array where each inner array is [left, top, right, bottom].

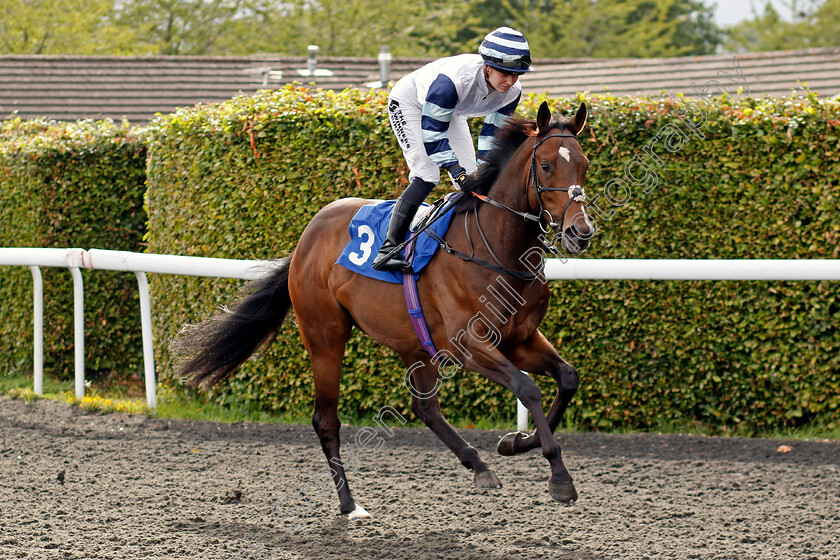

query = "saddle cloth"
[[336, 198, 457, 284]]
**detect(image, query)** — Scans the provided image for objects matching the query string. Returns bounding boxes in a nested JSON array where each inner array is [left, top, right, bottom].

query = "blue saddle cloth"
[[336, 199, 457, 284]]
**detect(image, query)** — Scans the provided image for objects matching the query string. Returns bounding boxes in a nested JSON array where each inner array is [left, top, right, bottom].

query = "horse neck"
[[473, 141, 543, 264]]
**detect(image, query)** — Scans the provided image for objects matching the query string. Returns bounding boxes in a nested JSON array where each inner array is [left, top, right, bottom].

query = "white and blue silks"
[[388, 54, 521, 184]]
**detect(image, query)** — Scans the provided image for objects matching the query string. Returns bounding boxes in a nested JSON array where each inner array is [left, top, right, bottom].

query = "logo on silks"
[[388, 99, 411, 149]]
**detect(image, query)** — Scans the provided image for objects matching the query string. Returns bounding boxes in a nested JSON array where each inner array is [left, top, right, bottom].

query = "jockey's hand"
[[445, 164, 468, 191]]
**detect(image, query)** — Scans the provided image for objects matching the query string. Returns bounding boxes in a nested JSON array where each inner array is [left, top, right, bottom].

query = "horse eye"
[[540, 162, 551, 172]]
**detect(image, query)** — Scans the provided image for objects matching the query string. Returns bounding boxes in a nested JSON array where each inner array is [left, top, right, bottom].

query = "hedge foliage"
[[144, 85, 839, 433], [0, 119, 148, 380]]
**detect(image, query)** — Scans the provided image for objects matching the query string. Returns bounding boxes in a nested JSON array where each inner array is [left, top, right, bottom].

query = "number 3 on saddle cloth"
[[336, 194, 461, 357]]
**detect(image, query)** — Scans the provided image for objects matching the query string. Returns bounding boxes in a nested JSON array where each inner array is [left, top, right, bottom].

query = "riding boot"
[[371, 196, 421, 271]]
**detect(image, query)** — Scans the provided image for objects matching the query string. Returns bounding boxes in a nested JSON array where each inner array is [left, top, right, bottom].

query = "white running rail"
[[1, 249, 839, 421], [0, 248, 268, 410], [543, 258, 840, 281]]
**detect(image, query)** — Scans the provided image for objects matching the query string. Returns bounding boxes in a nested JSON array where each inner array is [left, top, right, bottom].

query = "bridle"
[[528, 132, 586, 234], [428, 131, 588, 280], [471, 132, 585, 235]]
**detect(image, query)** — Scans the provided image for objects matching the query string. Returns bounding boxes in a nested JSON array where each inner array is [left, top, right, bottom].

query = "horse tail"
[[175, 255, 294, 389]]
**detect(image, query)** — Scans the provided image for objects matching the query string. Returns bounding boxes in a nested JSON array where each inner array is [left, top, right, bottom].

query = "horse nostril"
[[562, 225, 590, 254], [570, 220, 593, 241]]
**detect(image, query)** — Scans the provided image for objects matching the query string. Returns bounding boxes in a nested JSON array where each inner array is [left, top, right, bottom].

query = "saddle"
[[336, 193, 461, 284]]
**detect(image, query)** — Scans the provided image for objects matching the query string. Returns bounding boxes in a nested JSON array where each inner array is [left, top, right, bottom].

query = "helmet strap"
[[483, 65, 496, 92]]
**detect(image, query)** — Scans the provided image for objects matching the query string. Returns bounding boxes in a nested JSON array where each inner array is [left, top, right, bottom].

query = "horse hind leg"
[[300, 308, 370, 519], [312, 399, 369, 520], [404, 355, 501, 490]]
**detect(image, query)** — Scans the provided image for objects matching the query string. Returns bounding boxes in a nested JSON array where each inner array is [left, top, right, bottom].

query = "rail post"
[[68, 266, 85, 400], [135, 271, 157, 410], [28, 266, 44, 395]]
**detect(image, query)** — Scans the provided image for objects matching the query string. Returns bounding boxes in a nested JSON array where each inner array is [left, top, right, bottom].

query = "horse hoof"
[[474, 470, 502, 489], [548, 480, 578, 504], [497, 431, 529, 456], [344, 503, 371, 520]]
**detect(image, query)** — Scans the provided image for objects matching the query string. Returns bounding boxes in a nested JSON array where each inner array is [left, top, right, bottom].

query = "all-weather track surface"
[[1, 397, 838, 560]]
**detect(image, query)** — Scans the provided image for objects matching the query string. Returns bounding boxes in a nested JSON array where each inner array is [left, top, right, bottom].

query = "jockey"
[[371, 26, 533, 271]]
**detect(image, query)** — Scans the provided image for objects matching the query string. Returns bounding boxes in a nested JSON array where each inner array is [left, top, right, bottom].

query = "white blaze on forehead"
[[558, 147, 571, 162]]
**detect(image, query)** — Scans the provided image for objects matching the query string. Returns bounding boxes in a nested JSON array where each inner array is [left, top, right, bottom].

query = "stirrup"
[[372, 249, 412, 272]]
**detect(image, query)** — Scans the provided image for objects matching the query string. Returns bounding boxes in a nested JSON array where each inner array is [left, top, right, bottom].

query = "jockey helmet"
[[478, 27, 533, 74]]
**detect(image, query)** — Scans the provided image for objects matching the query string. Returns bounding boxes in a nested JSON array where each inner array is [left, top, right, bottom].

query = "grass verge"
[[2, 372, 838, 440]]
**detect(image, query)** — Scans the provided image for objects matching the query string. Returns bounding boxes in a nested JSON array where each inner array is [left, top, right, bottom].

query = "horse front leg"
[[466, 350, 578, 504], [497, 330, 579, 456], [402, 353, 502, 490]]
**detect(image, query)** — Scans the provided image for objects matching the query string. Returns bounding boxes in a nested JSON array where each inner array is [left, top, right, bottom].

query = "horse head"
[[528, 101, 593, 255]]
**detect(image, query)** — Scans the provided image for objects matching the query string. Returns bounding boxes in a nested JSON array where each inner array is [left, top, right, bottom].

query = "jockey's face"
[[484, 66, 520, 93]]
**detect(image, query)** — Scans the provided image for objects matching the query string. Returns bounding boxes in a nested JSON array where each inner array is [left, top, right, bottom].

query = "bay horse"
[[176, 101, 593, 519]]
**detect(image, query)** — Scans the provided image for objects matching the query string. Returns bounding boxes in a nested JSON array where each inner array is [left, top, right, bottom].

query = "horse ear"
[[571, 102, 587, 135], [536, 101, 551, 134]]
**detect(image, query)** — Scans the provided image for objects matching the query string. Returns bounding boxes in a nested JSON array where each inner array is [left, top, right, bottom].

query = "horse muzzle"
[[561, 224, 591, 254]]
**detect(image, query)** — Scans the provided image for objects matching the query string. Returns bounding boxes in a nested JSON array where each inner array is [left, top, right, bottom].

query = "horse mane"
[[454, 113, 575, 214]]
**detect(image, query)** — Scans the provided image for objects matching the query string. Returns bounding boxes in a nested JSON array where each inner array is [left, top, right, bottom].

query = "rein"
[[464, 132, 584, 232], [430, 131, 584, 280], [426, 207, 540, 281]]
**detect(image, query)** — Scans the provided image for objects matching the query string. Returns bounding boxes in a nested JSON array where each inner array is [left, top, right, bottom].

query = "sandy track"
[[1, 397, 838, 560]]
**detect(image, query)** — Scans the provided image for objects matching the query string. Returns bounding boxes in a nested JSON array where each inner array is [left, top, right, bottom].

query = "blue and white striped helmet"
[[478, 27, 532, 74]]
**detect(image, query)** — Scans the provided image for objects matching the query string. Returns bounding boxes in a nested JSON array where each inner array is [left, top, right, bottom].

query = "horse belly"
[[334, 275, 422, 355]]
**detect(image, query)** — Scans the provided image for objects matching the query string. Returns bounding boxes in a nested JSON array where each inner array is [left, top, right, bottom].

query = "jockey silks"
[[388, 54, 521, 184]]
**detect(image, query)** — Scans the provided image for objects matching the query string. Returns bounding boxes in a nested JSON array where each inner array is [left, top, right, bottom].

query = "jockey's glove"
[[444, 164, 468, 191]]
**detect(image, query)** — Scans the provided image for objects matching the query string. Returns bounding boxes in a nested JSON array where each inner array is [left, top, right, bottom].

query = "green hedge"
[[0, 119, 148, 380], [144, 87, 417, 417], [144, 86, 839, 432]]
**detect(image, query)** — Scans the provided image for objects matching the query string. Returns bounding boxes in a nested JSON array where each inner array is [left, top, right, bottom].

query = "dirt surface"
[[1, 397, 838, 560]]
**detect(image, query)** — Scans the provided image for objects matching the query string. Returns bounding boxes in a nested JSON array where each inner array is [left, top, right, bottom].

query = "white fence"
[[1, 248, 839, 425], [0, 248, 268, 410]]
